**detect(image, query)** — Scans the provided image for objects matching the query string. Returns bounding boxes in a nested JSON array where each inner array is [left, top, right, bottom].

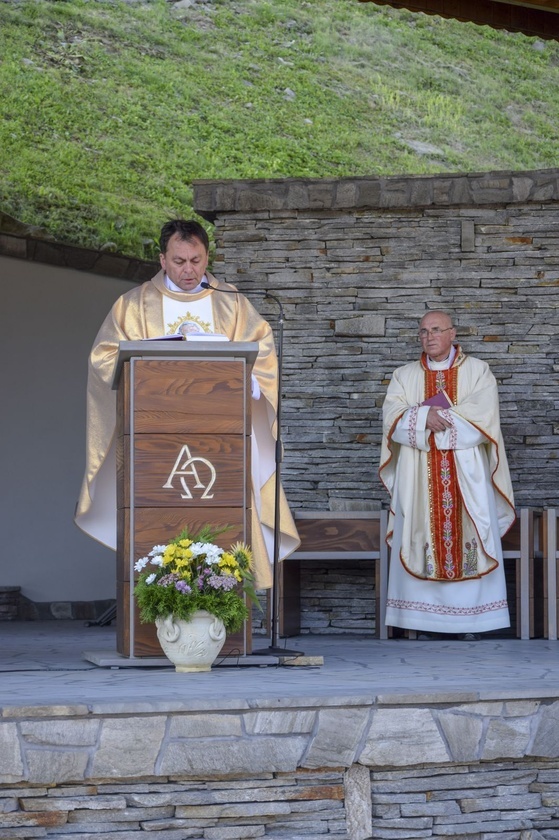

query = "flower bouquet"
[[133, 524, 256, 634]]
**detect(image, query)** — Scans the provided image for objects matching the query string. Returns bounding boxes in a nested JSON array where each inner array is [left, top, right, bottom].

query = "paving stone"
[[175, 802, 292, 819], [160, 737, 308, 776], [530, 702, 559, 758], [243, 710, 316, 735], [91, 716, 166, 778], [482, 717, 532, 760], [437, 711, 484, 762], [360, 708, 449, 767], [203, 827, 265, 839], [65, 805, 173, 823], [19, 719, 99, 746], [344, 764, 372, 840], [460, 792, 542, 812], [21, 795, 126, 812], [303, 707, 370, 768], [26, 750, 90, 785], [0, 723, 23, 782], [168, 714, 242, 737]]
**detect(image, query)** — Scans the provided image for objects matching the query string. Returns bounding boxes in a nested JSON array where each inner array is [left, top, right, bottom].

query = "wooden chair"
[[543, 509, 558, 640], [501, 508, 538, 640]]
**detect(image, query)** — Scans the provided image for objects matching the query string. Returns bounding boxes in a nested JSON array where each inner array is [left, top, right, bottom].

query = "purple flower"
[[175, 580, 191, 595], [158, 573, 180, 588], [207, 574, 236, 591]]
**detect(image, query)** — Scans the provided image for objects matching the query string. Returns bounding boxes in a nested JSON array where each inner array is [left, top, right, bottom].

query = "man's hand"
[[425, 406, 453, 433]]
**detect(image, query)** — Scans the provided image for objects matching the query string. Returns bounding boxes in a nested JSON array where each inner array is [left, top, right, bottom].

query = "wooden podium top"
[[111, 340, 259, 390]]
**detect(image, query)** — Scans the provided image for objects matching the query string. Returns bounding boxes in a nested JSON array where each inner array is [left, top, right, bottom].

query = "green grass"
[[1, 0, 558, 257]]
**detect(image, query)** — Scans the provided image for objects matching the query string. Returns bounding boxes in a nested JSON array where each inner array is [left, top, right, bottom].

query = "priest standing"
[[75, 219, 300, 589], [379, 310, 515, 639]]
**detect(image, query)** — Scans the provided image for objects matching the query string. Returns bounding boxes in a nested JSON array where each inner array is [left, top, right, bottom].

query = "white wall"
[[0, 255, 137, 602]]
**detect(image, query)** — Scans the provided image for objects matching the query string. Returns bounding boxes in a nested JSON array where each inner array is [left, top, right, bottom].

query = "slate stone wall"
[[194, 168, 559, 513], [3, 696, 559, 838]]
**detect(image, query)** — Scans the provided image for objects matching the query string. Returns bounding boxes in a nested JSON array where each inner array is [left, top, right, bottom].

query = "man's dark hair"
[[159, 219, 209, 254]]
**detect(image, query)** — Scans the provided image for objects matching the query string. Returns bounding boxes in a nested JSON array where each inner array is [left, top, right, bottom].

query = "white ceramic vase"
[[155, 610, 226, 672]]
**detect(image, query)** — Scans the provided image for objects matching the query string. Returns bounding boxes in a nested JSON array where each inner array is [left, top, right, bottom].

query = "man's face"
[[418, 312, 456, 362], [159, 233, 209, 292]]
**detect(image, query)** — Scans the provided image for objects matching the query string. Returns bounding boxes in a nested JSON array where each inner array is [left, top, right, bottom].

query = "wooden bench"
[[384, 509, 540, 640], [279, 508, 539, 641], [279, 510, 388, 638]]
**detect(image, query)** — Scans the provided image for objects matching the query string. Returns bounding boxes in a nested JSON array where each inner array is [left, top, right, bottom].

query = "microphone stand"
[[252, 291, 302, 658], [201, 281, 302, 657]]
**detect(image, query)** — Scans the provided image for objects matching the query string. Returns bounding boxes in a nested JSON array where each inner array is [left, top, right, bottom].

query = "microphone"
[[201, 280, 231, 291], [201, 280, 283, 318]]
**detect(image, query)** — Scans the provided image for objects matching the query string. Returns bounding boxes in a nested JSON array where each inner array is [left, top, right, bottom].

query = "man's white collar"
[[164, 274, 207, 294], [428, 345, 456, 370]]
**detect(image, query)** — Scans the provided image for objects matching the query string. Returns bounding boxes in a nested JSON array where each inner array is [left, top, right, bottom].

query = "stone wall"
[[3, 695, 559, 838], [194, 167, 559, 512]]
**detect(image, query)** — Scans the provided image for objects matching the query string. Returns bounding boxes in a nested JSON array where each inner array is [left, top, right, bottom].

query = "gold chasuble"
[[75, 270, 300, 589]]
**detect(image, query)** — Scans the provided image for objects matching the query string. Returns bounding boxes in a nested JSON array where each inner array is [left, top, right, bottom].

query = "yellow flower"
[[162, 548, 175, 566], [174, 557, 189, 569], [231, 542, 252, 568], [178, 539, 192, 548]]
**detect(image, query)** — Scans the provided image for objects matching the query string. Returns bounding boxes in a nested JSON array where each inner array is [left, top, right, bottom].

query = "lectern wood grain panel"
[[118, 434, 248, 508], [113, 341, 258, 659]]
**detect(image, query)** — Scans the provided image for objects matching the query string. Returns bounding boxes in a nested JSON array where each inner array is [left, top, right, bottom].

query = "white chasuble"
[[380, 348, 515, 634]]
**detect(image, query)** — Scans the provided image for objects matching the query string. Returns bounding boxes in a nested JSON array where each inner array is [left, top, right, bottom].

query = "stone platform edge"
[[3, 693, 559, 839], [3, 691, 559, 786]]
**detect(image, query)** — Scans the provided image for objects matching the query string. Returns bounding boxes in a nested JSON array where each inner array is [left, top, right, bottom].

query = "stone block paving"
[[0, 621, 558, 709]]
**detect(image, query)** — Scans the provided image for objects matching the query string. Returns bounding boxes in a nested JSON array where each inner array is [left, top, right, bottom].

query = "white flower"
[[149, 544, 167, 557], [188, 542, 205, 557], [188, 542, 223, 565], [145, 573, 157, 585], [134, 557, 150, 572], [204, 544, 224, 565], [150, 555, 164, 567]]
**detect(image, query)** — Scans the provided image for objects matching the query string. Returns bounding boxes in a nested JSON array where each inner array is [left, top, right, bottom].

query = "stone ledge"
[[2, 696, 559, 784], [194, 168, 559, 220]]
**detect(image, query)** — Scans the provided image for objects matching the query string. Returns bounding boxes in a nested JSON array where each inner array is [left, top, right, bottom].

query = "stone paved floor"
[[1, 621, 559, 710]]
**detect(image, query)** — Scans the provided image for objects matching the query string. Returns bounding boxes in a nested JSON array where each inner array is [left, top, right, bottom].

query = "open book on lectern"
[[141, 333, 229, 342]]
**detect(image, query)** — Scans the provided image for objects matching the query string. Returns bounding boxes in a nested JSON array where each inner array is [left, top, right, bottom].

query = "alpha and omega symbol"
[[162, 444, 217, 500]]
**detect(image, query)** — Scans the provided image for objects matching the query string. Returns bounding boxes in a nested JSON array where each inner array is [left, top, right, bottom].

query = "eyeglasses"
[[418, 326, 454, 339]]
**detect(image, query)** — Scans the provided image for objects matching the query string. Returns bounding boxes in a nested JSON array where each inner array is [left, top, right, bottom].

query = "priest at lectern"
[[75, 219, 300, 588]]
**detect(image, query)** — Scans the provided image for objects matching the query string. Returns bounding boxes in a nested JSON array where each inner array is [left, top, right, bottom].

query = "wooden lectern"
[[112, 340, 258, 659]]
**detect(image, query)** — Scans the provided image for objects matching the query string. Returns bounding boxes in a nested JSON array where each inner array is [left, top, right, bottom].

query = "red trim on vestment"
[[424, 361, 465, 580]]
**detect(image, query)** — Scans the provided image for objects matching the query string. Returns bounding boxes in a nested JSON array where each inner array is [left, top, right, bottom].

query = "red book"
[[422, 390, 452, 408]]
